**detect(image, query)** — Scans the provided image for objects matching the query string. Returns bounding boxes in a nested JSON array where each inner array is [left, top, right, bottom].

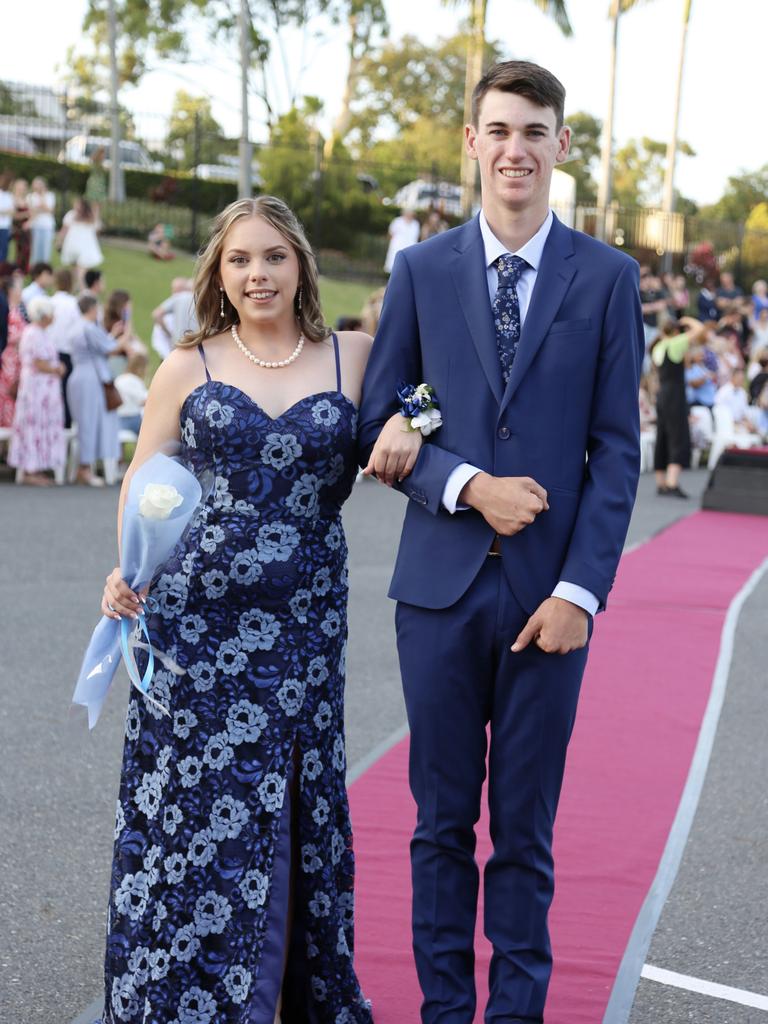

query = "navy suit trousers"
[[396, 557, 590, 1024]]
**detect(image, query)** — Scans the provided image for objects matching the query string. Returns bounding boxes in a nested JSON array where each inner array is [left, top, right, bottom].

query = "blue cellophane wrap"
[[71, 453, 203, 729]]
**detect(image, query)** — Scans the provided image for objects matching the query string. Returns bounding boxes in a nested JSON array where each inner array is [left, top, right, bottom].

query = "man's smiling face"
[[465, 89, 570, 217]]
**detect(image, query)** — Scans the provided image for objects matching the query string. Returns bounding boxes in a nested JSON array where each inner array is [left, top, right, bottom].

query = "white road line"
[[642, 964, 768, 1011]]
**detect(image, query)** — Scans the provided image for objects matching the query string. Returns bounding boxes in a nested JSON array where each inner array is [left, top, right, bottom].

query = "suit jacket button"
[[497, 426, 511, 440]]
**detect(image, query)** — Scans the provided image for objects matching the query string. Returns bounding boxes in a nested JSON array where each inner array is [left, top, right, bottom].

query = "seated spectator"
[[21, 262, 53, 309], [685, 345, 717, 410], [148, 223, 174, 260], [751, 279, 768, 320], [663, 272, 689, 320], [7, 296, 66, 485], [748, 350, 768, 402], [715, 367, 761, 434], [750, 307, 768, 354], [715, 271, 743, 314], [151, 277, 196, 358], [335, 316, 363, 332], [697, 279, 719, 322], [640, 268, 668, 349], [361, 287, 386, 337], [420, 209, 448, 241], [115, 350, 148, 437]]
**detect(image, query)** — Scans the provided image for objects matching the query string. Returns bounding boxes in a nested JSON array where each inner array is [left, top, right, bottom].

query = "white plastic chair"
[[707, 403, 763, 469], [639, 428, 656, 472]]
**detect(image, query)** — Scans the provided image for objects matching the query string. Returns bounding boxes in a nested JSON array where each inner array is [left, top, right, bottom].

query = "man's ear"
[[556, 125, 571, 164], [465, 123, 479, 161]]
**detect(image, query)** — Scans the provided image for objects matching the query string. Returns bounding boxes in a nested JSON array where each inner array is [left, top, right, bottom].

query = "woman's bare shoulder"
[[336, 330, 374, 358]]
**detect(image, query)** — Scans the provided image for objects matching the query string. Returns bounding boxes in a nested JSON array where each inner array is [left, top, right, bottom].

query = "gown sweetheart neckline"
[[180, 378, 358, 425]]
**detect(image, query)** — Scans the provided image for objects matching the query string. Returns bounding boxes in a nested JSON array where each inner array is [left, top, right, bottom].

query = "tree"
[[165, 91, 228, 169], [742, 202, 768, 278], [597, 0, 655, 222], [346, 31, 503, 151], [558, 111, 602, 203], [324, 0, 388, 157], [699, 166, 768, 224], [443, 0, 573, 214], [612, 136, 695, 209]]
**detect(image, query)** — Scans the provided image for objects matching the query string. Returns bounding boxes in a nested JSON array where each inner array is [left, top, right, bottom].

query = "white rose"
[[410, 407, 442, 436], [139, 483, 184, 520]]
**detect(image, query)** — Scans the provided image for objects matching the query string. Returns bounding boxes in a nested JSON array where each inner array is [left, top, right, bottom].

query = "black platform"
[[701, 446, 768, 516]]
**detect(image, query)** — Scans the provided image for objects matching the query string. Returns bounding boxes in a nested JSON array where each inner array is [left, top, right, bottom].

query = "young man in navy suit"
[[359, 61, 644, 1023]]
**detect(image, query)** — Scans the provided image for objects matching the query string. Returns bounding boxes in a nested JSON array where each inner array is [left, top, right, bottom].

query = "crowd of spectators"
[[0, 260, 151, 486], [640, 266, 768, 498]]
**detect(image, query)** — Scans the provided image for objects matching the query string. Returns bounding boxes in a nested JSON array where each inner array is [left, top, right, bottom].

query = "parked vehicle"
[[389, 169, 576, 225], [391, 179, 463, 217], [58, 135, 163, 172]]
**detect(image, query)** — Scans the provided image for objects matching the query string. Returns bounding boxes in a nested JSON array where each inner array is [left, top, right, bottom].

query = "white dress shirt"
[[439, 209, 599, 617]]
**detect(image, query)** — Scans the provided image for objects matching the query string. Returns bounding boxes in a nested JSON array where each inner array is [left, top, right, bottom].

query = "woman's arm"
[[338, 328, 423, 485], [102, 349, 197, 619]]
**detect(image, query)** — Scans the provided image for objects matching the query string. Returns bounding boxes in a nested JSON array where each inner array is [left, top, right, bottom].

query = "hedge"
[[0, 150, 237, 213]]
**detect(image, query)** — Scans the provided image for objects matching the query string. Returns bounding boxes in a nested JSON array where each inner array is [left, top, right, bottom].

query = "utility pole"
[[107, 0, 124, 201], [238, 0, 253, 199]]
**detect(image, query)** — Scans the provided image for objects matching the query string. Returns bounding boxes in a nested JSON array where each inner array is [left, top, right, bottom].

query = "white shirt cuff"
[[552, 582, 600, 617], [441, 463, 482, 513]]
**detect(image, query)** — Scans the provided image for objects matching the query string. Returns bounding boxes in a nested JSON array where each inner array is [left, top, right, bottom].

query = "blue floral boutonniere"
[[396, 381, 443, 436]]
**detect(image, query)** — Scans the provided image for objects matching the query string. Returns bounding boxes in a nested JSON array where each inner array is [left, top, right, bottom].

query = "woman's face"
[[13, 180, 27, 199], [219, 215, 300, 330]]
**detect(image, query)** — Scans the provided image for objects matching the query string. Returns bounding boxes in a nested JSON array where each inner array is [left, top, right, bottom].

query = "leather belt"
[[488, 535, 502, 556]]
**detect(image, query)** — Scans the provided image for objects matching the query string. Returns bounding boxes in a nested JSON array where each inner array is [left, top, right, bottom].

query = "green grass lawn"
[[93, 241, 378, 373]]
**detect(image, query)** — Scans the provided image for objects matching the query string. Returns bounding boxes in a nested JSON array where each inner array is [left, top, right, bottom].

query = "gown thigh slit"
[[100, 336, 372, 1024]]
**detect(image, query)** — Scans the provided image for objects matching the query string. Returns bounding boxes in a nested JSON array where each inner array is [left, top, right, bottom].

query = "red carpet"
[[348, 511, 768, 1023]]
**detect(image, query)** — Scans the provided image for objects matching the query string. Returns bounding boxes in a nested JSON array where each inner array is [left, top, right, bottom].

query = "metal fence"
[[1, 78, 766, 285]]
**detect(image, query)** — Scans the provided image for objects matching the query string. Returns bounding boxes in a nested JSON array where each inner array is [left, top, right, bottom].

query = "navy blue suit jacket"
[[358, 213, 644, 614]]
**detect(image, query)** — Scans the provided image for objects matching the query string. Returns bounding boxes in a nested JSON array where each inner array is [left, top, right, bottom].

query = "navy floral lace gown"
[[101, 336, 373, 1024]]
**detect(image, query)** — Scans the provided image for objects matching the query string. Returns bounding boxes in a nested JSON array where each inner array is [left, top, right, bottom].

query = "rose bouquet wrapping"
[[72, 452, 203, 728]]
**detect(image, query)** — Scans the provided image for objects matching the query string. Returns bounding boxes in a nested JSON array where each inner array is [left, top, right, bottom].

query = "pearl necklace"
[[230, 323, 305, 369]]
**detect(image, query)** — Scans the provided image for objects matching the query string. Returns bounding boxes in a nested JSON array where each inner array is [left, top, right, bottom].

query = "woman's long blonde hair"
[[182, 196, 328, 347]]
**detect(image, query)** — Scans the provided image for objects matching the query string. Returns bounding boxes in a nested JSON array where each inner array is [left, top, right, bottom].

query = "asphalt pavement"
[[5, 465, 766, 1024]]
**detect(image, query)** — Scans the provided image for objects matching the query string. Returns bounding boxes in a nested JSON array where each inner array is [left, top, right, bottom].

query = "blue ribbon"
[[119, 612, 155, 695]]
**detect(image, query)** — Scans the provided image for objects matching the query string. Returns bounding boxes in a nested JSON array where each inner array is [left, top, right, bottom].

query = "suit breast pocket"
[[547, 317, 592, 335]]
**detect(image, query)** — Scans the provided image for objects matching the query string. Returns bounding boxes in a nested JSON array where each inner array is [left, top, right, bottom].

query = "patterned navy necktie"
[[492, 253, 529, 385]]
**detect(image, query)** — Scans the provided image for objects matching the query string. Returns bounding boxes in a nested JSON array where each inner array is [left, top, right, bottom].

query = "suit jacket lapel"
[[501, 215, 576, 412], [450, 217, 503, 405]]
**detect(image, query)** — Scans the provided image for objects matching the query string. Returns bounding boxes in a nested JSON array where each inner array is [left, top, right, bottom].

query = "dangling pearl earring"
[[296, 286, 303, 314], [219, 288, 225, 319]]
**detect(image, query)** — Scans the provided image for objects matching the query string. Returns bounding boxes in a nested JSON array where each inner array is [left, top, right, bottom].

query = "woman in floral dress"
[[0, 275, 25, 427], [99, 197, 419, 1023], [8, 296, 66, 484]]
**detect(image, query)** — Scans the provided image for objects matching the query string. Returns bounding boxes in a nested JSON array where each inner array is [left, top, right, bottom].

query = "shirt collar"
[[478, 208, 554, 271]]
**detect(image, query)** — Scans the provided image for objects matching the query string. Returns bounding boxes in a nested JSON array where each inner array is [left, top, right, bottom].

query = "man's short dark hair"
[[54, 267, 73, 293], [78, 294, 98, 315], [471, 60, 566, 130], [30, 261, 53, 279], [84, 268, 102, 289]]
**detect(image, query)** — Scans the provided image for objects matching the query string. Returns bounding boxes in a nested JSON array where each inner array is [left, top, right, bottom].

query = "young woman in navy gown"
[[99, 196, 420, 1023]]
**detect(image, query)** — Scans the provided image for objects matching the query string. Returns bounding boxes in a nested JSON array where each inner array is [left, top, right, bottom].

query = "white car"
[[59, 135, 163, 172]]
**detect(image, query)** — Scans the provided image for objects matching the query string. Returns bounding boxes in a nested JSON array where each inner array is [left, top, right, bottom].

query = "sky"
[[5, 0, 765, 206]]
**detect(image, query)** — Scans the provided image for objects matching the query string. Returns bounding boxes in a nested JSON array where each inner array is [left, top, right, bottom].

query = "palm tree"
[[661, 0, 693, 215], [597, 0, 653, 236], [444, 0, 573, 217]]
